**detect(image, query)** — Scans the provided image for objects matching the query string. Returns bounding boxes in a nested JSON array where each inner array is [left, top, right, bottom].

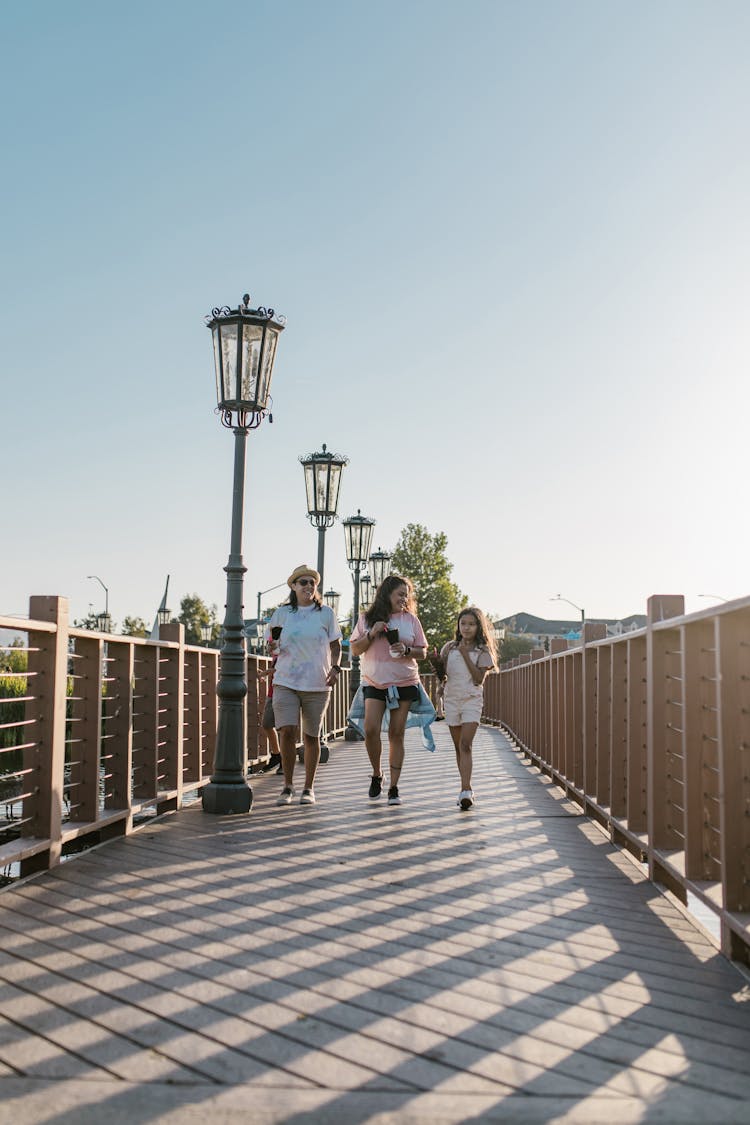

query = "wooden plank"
[[1, 722, 749, 1121]]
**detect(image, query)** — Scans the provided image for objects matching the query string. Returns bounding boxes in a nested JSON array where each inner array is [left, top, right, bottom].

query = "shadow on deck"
[[0, 724, 749, 1124]]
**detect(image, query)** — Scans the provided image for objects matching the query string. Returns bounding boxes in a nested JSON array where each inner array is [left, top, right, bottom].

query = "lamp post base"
[[202, 781, 253, 815]]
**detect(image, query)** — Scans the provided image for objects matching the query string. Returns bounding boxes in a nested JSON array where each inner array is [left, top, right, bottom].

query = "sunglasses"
[[296, 578, 316, 587]]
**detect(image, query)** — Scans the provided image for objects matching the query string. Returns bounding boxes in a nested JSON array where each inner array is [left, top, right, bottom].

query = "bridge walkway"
[[0, 724, 749, 1123]]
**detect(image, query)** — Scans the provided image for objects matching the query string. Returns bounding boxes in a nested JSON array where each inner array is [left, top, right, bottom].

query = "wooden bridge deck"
[[0, 724, 749, 1124]]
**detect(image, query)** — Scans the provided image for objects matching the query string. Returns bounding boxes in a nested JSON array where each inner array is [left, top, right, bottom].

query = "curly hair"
[[364, 574, 416, 627]]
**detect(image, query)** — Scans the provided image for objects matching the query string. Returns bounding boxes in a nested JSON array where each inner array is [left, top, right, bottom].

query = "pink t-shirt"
[[351, 611, 428, 690]]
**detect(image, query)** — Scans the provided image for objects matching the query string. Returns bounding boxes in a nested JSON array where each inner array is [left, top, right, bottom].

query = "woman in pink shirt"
[[350, 574, 428, 805]]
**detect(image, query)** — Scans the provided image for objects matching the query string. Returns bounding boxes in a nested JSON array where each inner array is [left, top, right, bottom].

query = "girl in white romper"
[[439, 607, 496, 809]]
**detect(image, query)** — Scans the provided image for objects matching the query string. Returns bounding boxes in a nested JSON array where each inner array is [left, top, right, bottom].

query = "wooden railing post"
[[107, 640, 135, 819], [24, 595, 70, 870], [715, 607, 750, 953], [609, 639, 628, 819], [647, 594, 685, 882], [681, 617, 719, 882], [69, 634, 104, 823], [159, 623, 185, 812], [626, 633, 648, 832]]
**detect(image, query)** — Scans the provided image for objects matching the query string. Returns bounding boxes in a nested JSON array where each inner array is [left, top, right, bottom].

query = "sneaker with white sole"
[[459, 789, 474, 810], [368, 775, 383, 800], [276, 786, 295, 806], [387, 786, 401, 806], [300, 789, 316, 805]]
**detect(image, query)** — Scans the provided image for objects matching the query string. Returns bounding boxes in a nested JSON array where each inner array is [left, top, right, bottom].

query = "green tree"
[[178, 594, 219, 645], [391, 523, 467, 651], [121, 616, 149, 637], [73, 612, 102, 630], [0, 640, 28, 763], [499, 635, 534, 663]]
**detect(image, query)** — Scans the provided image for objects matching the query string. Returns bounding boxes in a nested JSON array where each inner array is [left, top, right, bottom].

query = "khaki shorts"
[[444, 698, 483, 726], [272, 684, 330, 736], [262, 697, 275, 730]]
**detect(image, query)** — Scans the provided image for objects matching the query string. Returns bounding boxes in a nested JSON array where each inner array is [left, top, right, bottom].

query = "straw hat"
[[287, 564, 321, 588]]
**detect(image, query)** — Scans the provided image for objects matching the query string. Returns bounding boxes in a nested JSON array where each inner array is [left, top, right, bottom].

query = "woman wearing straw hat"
[[267, 565, 342, 806]]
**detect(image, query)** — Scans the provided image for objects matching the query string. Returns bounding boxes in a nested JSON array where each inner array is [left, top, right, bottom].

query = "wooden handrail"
[[482, 592, 750, 964], [0, 596, 353, 880]]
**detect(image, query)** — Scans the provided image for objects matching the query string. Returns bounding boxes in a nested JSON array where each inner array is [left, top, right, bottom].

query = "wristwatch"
[[331, 664, 342, 673]]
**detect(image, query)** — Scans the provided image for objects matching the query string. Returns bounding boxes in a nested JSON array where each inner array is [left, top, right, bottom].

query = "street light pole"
[[87, 575, 110, 631], [256, 581, 288, 651], [300, 444, 348, 590], [343, 510, 376, 741], [551, 594, 585, 634], [202, 294, 285, 815]]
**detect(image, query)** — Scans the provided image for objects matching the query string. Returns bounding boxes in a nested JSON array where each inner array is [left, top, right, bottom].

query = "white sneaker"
[[300, 789, 316, 805], [459, 789, 474, 810], [276, 786, 295, 806]]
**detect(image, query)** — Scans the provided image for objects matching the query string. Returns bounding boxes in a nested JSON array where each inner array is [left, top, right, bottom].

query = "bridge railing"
[[0, 595, 352, 880], [482, 593, 750, 963]]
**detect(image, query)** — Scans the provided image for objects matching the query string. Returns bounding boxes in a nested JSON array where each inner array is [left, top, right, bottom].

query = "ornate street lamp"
[[299, 444, 348, 589], [202, 294, 285, 815], [96, 611, 112, 634], [201, 623, 213, 646], [359, 573, 373, 613], [157, 606, 172, 629], [368, 547, 392, 590], [323, 589, 341, 618], [343, 510, 375, 717]]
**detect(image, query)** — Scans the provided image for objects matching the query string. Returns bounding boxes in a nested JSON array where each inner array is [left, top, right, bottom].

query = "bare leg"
[[264, 725, 280, 757], [278, 725, 297, 787], [302, 731, 320, 790], [387, 699, 412, 788], [449, 721, 478, 790], [363, 698, 386, 777]]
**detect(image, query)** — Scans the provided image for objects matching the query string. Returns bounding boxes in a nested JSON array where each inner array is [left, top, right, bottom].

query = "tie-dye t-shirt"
[[268, 603, 342, 691]]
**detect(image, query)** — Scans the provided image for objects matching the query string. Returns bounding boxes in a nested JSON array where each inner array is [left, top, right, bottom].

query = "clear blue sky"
[[2, 0, 748, 629]]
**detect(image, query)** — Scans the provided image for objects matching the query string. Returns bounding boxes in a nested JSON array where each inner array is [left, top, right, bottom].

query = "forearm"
[[350, 634, 370, 656], [460, 651, 485, 685]]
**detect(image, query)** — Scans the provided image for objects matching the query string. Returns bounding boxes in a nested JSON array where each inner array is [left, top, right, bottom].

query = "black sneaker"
[[387, 786, 401, 806], [368, 775, 383, 800]]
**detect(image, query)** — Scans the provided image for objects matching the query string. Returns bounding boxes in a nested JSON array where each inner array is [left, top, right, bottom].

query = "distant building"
[[494, 611, 647, 649]]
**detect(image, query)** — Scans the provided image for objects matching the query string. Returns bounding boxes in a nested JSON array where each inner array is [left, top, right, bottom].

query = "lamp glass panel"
[[212, 327, 223, 406], [360, 520, 375, 562], [326, 462, 343, 513], [345, 519, 374, 566], [370, 552, 392, 588], [303, 462, 322, 516], [314, 461, 332, 515], [218, 322, 239, 404], [240, 322, 264, 407], [324, 590, 340, 616], [258, 325, 279, 405]]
